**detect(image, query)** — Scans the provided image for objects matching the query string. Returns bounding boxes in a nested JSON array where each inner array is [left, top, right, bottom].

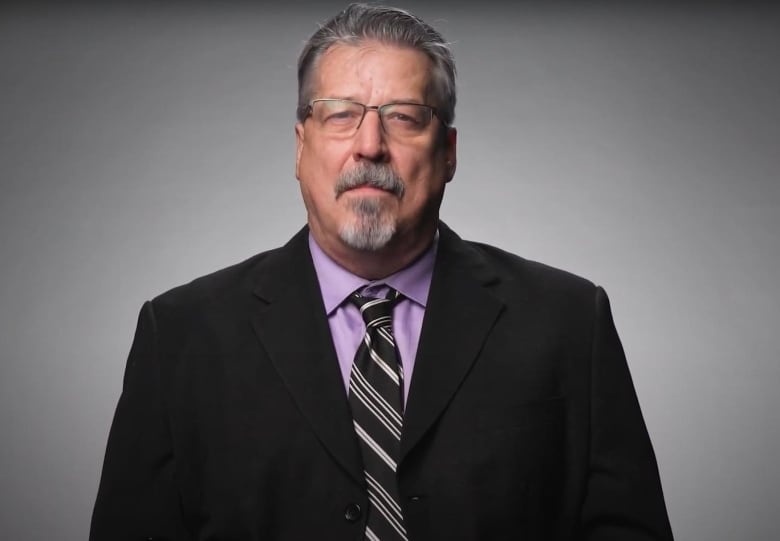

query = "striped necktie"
[[348, 288, 407, 541]]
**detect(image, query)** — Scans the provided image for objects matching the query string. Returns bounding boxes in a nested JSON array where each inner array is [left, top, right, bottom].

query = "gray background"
[[1, 1, 778, 539]]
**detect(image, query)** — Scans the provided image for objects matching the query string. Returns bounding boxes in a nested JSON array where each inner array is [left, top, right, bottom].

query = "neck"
[[311, 223, 437, 280]]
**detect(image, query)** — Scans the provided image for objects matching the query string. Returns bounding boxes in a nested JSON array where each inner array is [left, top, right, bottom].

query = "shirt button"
[[344, 503, 362, 522]]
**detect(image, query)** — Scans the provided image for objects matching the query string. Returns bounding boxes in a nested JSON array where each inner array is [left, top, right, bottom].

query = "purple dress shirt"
[[308, 233, 437, 405]]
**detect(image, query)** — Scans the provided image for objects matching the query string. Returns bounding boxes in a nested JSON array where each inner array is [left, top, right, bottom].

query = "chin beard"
[[339, 197, 396, 251], [335, 163, 405, 251]]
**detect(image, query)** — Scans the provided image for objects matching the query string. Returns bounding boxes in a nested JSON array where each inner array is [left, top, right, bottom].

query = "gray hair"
[[296, 3, 456, 127]]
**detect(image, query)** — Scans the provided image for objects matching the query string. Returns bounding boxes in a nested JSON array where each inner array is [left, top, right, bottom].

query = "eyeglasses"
[[305, 98, 441, 138]]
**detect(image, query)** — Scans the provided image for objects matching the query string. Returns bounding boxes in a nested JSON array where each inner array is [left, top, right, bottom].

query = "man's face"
[[295, 41, 456, 260]]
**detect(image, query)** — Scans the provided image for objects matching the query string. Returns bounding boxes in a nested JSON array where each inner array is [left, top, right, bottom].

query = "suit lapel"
[[400, 224, 505, 462], [249, 228, 364, 486]]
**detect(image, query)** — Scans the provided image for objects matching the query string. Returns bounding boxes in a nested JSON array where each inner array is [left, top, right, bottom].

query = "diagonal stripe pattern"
[[348, 288, 407, 541]]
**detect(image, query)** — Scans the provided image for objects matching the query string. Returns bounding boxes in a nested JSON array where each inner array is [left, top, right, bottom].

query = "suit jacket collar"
[[249, 223, 505, 476]]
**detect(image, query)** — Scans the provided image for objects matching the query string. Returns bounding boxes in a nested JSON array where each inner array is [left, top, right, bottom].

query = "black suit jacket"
[[91, 224, 673, 540]]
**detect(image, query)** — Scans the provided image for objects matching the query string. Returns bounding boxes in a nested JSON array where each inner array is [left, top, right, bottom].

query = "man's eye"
[[324, 110, 359, 122], [385, 112, 419, 125]]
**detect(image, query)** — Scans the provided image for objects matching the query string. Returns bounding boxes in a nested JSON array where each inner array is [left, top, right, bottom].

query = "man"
[[91, 4, 673, 540]]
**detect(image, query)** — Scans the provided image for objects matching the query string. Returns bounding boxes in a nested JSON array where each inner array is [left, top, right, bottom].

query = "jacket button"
[[344, 503, 362, 522]]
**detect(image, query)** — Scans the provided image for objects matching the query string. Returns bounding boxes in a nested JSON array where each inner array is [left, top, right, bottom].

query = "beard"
[[335, 163, 405, 251]]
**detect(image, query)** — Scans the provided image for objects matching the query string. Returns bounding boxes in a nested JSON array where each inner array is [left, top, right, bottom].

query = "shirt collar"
[[308, 231, 438, 315]]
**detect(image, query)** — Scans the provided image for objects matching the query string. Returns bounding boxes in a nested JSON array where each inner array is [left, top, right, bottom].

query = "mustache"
[[334, 163, 405, 198]]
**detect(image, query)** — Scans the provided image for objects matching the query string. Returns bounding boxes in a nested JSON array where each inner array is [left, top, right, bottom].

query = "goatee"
[[335, 163, 405, 251]]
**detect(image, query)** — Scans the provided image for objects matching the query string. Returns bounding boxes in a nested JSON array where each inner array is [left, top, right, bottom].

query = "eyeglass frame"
[[302, 98, 447, 136]]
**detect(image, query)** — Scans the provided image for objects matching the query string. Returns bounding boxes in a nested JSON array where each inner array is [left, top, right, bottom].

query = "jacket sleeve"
[[580, 287, 674, 540], [90, 301, 190, 541]]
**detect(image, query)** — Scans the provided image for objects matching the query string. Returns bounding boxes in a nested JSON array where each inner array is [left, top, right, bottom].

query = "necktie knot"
[[349, 287, 401, 328]]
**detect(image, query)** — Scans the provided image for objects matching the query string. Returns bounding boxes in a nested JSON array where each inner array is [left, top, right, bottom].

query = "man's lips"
[[342, 184, 394, 196]]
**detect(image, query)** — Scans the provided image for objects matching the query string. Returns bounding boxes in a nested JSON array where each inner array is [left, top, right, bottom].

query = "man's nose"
[[352, 109, 388, 162]]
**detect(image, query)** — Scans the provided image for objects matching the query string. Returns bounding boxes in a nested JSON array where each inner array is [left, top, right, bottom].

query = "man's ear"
[[295, 122, 305, 180], [444, 127, 457, 183]]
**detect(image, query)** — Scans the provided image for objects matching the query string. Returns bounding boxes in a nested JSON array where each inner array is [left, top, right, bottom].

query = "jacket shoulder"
[[149, 245, 283, 314], [465, 240, 597, 296]]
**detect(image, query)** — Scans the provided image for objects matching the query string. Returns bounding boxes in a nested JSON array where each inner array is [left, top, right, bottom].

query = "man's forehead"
[[313, 41, 433, 98], [321, 40, 412, 57]]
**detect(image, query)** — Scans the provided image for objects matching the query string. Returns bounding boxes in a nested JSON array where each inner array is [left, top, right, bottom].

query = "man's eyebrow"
[[314, 95, 358, 101], [384, 98, 425, 105], [316, 96, 426, 105]]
